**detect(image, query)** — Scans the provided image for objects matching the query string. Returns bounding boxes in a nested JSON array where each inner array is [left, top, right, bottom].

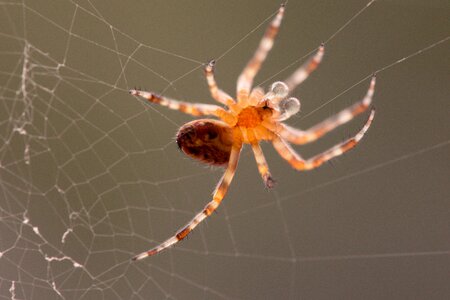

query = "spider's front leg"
[[132, 145, 242, 260], [273, 108, 375, 171], [251, 142, 275, 188], [284, 44, 325, 91], [237, 4, 285, 100], [266, 76, 376, 145], [204, 60, 236, 108]]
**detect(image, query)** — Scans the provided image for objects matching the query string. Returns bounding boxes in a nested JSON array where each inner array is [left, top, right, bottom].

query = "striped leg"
[[248, 86, 265, 106], [285, 44, 325, 91], [204, 60, 235, 107], [236, 4, 285, 100], [132, 145, 241, 260], [129, 89, 233, 121], [272, 108, 375, 171], [266, 76, 376, 144], [251, 142, 275, 188]]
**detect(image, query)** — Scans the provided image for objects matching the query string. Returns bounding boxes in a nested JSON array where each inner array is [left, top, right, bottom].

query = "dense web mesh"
[[0, 1, 449, 299]]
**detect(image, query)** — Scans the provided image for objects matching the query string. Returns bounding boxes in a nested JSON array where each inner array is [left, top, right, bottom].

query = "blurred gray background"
[[0, 0, 449, 299]]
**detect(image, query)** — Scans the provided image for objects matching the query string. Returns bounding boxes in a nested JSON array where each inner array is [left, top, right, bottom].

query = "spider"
[[129, 4, 376, 261]]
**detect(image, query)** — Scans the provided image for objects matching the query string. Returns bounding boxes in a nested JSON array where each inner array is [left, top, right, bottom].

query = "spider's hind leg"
[[132, 145, 242, 260], [129, 89, 235, 121]]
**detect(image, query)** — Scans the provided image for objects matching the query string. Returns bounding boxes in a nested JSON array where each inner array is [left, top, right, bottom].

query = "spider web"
[[0, 0, 449, 299]]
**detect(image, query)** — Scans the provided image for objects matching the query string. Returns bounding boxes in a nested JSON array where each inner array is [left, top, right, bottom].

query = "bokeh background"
[[0, 0, 449, 299]]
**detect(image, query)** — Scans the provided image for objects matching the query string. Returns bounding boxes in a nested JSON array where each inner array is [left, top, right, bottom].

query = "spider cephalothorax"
[[130, 4, 376, 260], [176, 80, 303, 168]]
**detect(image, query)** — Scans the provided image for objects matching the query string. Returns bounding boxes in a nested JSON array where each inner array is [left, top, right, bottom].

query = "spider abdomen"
[[176, 119, 233, 166]]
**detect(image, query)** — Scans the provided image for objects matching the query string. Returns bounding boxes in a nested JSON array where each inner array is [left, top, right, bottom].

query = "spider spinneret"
[[129, 3, 376, 261]]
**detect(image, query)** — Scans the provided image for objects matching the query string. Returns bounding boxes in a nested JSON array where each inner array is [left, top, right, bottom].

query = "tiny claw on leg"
[[264, 174, 276, 189]]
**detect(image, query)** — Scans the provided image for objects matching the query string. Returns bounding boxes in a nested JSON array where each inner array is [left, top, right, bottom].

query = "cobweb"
[[0, 0, 449, 299]]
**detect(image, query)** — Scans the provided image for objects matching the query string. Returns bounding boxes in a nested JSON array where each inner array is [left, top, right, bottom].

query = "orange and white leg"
[[251, 142, 275, 188], [204, 60, 236, 108], [236, 4, 285, 100], [285, 44, 325, 91], [129, 89, 234, 122], [272, 108, 375, 171], [132, 145, 242, 261], [248, 86, 265, 106], [266, 76, 376, 144]]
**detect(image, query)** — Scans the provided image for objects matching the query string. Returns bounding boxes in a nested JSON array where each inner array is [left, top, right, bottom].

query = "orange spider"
[[130, 4, 375, 261]]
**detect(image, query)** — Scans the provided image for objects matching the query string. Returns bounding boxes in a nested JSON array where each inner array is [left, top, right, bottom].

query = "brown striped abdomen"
[[176, 119, 233, 166]]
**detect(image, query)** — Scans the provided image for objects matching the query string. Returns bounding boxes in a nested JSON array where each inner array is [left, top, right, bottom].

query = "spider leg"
[[272, 108, 375, 171], [132, 145, 241, 260], [251, 142, 275, 188], [236, 4, 285, 101], [205, 60, 236, 108], [265, 76, 376, 144], [285, 44, 325, 91], [129, 89, 235, 122], [248, 86, 265, 106]]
